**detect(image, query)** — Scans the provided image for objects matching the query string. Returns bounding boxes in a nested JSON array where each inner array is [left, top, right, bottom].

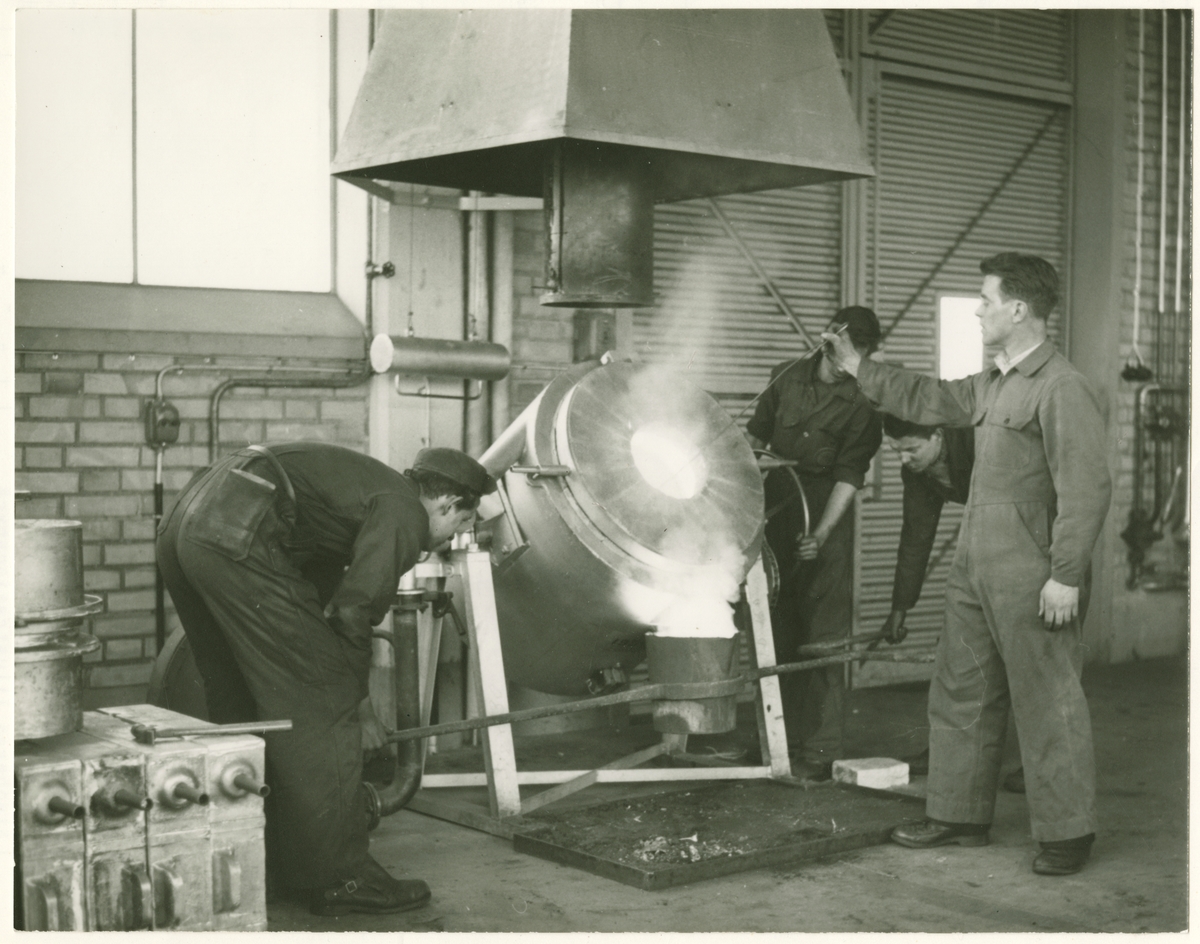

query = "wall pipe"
[[367, 597, 424, 819], [207, 370, 372, 463], [1131, 10, 1146, 369]]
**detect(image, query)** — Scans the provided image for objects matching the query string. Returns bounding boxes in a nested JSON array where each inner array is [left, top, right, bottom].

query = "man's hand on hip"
[[1039, 578, 1079, 630]]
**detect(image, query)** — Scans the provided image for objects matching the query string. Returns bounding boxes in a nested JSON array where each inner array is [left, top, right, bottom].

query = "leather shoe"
[[1032, 834, 1094, 875], [309, 856, 431, 916], [891, 819, 989, 848], [1002, 767, 1026, 794]]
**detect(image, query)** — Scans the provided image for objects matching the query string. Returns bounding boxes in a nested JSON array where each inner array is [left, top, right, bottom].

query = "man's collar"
[[995, 338, 1053, 376]]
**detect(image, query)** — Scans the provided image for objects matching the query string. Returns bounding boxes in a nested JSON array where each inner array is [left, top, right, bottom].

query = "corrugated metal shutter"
[[855, 70, 1070, 687], [869, 10, 1070, 85], [635, 185, 843, 419]]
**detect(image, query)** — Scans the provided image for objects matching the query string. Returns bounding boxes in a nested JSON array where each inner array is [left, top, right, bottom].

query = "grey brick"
[[15, 373, 43, 394], [83, 646, 104, 663], [104, 589, 155, 612], [92, 614, 155, 639], [83, 569, 122, 591], [321, 401, 367, 423], [121, 470, 156, 492], [103, 352, 178, 372], [81, 470, 122, 492], [122, 567, 157, 589], [16, 421, 76, 444], [84, 660, 154, 688], [172, 398, 212, 419], [105, 639, 144, 661], [220, 398, 284, 420], [25, 353, 98, 370], [165, 469, 204, 490], [67, 446, 142, 467], [83, 518, 122, 542], [15, 471, 80, 494], [216, 421, 265, 445], [104, 543, 156, 566], [17, 498, 63, 519], [24, 447, 64, 468], [83, 373, 136, 395], [284, 400, 319, 420], [78, 421, 144, 444], [104, 397, 143, 419], [65, 495, 141, 518], [45, 373, 85, 395], [82, 544, 101, 566], [123, 518, 158, 541], [28, 396, 95, 419]]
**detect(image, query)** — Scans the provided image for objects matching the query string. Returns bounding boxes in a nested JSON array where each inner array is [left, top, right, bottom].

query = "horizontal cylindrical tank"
[[478, 360, 764, 697], [369, 334, 511, 381]]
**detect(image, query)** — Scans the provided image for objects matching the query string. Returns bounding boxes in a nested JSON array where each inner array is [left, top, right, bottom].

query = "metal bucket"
[[15, 519, 85, 617], [645, 633, 739, 735], [15, 633, 101, 740], [14, 519, 101, 738]]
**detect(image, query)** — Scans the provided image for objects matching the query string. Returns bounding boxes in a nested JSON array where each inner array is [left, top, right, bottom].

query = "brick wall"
[[15, 340, 371, 708]]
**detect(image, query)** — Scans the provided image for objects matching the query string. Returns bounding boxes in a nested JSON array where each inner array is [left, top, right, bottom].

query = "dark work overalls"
[[748, 355, 882, 763], [156, 442, 428, 889]]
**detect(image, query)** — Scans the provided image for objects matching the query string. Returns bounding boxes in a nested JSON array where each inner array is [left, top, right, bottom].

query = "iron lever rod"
[[383, 649, 936, 744], [131, 720, 294, 744]]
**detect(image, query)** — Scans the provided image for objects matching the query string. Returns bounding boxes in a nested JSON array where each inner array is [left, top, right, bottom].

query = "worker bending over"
[[157, 442, 493, 914], [822, 253, 1110, 876], [746, 306, 883, 782]]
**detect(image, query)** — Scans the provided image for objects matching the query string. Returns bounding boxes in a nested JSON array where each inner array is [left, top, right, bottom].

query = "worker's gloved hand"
[[1039, 578, 1080, 630], [359, 697, 393, 752], [881, 609, 908, 644]]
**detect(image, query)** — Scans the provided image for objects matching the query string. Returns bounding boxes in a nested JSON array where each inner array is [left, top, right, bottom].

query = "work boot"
[[1002, 767, 1026, 794], [1032, 833, 1094, 876], [891, 819, 989, 848], [309, 856, 431, 917]]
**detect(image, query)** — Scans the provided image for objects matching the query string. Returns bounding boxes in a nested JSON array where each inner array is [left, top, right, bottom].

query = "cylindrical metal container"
[[477, 360, 764, 696], [368, 334, 512, 380], [540, 140, 655, 308], [14, 519, 101, 739], [15, 633, 101, 740], [15, 520, 85, 617], [645, 634, 739, 734]]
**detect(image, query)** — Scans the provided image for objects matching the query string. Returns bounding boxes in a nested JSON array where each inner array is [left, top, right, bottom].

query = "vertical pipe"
[[491, 211, 514, 437], [153, 446, 165, 653], [1132, 11, 1146, 368], [1173, 11, 1187, 386], [464, 193, 490, 457], [1156, 10, 1169, 380]]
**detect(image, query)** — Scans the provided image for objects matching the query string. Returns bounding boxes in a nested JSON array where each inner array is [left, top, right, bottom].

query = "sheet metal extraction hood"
[[334, 9, 874, 306]]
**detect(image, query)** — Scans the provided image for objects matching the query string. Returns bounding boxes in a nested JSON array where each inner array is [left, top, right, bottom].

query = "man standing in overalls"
[[822, 253, 1111, 876], [157, 442, 492, 914]]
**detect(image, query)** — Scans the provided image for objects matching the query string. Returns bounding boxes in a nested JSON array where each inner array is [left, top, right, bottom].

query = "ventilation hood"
[[334, 9, 874, 307]]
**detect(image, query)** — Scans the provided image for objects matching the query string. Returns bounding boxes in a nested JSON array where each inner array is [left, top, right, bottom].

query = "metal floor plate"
[[512, 779, 922, 890]]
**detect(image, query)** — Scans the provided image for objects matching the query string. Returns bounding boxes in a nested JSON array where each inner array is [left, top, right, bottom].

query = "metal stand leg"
[[454, 548, 522, 818], [744, 557, 792, 777]]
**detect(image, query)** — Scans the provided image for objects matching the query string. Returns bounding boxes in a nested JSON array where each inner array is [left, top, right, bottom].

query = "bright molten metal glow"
[[630, 422, 708, 500]]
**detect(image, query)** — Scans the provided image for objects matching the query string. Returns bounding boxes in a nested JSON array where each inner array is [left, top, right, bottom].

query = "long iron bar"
[[383, 648, 936, 744]]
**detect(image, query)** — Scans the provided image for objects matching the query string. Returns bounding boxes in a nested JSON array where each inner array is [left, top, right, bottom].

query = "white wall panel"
[[16, 10, 134, 283], [135, 9, 330, 292]]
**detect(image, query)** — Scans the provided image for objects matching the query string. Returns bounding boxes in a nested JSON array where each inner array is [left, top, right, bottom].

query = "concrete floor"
[[268, 655, 1187, 932]]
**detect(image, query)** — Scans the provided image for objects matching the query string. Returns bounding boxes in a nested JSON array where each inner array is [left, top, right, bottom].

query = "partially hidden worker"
[[156, 442, 493, 914], [821, 252, 1111, 876], [746, 306, 883, 782]]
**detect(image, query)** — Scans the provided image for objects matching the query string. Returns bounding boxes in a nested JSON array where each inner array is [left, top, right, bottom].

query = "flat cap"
[[411, 447, 496, 495]]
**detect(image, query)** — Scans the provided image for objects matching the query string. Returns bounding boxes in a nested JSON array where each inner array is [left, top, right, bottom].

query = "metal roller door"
[[855, 58, 1071, 686]]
